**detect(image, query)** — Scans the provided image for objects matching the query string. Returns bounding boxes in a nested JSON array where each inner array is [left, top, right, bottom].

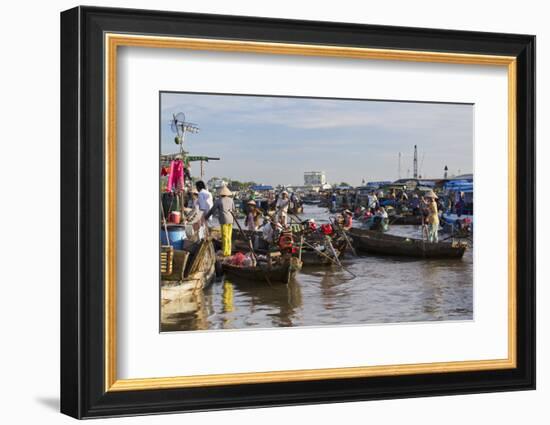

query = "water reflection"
[[161, 205, 473, 332]]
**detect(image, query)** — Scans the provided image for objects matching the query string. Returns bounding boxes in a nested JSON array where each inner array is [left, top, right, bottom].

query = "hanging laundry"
[[166, 160, 185, 192]]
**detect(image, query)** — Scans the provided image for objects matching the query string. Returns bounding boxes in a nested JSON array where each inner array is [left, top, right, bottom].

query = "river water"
[[161, 204, 473, 332]]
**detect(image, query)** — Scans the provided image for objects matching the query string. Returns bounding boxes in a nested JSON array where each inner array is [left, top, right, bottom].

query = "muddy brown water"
[[160, 205, 473, 332]]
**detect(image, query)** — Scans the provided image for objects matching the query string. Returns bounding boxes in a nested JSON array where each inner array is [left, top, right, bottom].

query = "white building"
[[304, 171, 326, 187], [207, 178, 227, 190]]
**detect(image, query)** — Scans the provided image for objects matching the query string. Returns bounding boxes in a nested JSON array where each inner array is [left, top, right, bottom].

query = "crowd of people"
[[185, 181, 306, 257], [177, 180, 455, 260]]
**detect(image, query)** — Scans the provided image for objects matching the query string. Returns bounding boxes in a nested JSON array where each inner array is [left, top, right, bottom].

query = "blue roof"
[[251, 185, 273, 191], [444, 180, 473, 192], [366, 181, 392, 187]]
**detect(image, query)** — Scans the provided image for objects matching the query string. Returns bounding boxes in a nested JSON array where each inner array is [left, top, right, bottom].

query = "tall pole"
[[398, 152, 402, 179], [413, 145, 418, 179], [444, 165, 448, 179]]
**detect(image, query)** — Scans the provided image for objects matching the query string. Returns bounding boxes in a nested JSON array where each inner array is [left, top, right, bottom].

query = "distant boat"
[[348, 227, 467, 259]]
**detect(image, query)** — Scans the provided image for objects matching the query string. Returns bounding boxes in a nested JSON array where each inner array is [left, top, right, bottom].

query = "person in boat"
[[455, 191, 465, 217], [290, 192, 297, 209], [375, 206, 389, 225], [259, 212, 282, 249], [204, 185, 236, 257], [196, 180, 214, 226], [363, 207, 374, 221], [425, 190, 440, 243], [342, 209, 353, 230], [330, 192, 336, 211], [410, 193, 420, 215], [276, 191, 290, 226], [375, 206, 388, 219], [245, 200, 263, 231], [189, 188, 200, 211]]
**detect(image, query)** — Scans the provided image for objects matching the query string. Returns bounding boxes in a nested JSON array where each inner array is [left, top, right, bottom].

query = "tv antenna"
[[170, 112, 199, 151]]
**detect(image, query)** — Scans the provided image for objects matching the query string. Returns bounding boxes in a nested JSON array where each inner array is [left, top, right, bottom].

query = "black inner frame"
[[60, 6, 535, 419]]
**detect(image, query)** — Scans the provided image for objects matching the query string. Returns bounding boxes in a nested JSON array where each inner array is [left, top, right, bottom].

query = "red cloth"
[[320, 224, 333, 235], [231, 252, 246, 266], [166, 160, 184, 192]]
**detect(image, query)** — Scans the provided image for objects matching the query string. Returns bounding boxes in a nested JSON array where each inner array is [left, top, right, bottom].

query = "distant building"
[[207, 178, 227, 190], [304, 171, 326, 187]]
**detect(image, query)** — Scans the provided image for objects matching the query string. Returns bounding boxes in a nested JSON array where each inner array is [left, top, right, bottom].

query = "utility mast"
[[413, 145, 418, 179], [444, 165, 448, 179], [398, 152, 402, 179]]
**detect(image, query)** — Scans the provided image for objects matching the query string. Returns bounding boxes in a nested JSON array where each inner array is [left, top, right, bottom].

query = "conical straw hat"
[[218, 185, 232, 196]]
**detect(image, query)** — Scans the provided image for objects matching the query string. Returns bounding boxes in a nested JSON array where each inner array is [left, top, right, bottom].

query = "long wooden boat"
[[389, 214, 423, 225], [348, 227, 466, 259], [222, 256, 302, 284]]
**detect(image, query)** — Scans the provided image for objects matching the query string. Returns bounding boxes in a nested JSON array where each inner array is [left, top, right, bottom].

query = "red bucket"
[[169, 211, 181, 224]]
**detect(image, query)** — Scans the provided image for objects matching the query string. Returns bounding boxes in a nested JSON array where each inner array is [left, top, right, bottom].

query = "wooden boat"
[[389, 214, 423, 225], [161, 238, 217, 306], [347, 227, 466, 259], [222, 256, 302, 284]]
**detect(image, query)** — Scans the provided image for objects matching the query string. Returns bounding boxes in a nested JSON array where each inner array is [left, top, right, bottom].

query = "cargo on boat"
[[222, 256, 302, 284], [348, 227, 467, 259]]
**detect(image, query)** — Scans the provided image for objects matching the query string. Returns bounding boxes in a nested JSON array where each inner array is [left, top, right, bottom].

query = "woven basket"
[[160, 245, 174, 275]]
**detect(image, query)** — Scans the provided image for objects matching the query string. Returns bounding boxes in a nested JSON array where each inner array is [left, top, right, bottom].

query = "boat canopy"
[[365, 181, 392, 189], [251, 185, 273, 191], [444, 180, 473, 192]]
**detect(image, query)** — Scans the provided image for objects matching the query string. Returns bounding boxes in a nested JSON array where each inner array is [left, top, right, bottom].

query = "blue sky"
[[160, 92, 473, 186]]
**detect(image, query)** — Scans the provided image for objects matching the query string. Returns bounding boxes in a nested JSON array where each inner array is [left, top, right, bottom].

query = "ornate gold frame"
[[104, 33, 517, 392]]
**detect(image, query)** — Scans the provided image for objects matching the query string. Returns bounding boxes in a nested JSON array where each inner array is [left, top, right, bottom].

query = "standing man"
[[331, 192, 337, 211], [276, 191, 290, 226], [456, 191, 465, 217], [205, 185, 235, 256], [425, 191, 440, 243], [196, 180, 213, 226]]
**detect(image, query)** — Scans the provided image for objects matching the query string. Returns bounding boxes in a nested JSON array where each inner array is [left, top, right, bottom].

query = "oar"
[[330, 217, 357, 257], [230, 210, 273, 287], [301, 238, 357, 278], [160, 198, 171, 247], [420, 209, 427, 254]]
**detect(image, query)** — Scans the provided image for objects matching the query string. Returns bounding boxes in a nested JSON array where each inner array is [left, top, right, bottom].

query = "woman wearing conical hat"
[[424, 190, 440, 243], [204, 185, 236, 256]]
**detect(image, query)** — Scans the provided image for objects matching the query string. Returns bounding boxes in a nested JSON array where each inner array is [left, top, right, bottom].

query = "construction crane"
[[398, 152, 402, 179], [413, 145, 418, 179]]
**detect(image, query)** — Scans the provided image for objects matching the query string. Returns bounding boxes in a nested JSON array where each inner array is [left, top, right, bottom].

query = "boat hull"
[[161, 239, 217, 301], [389, 215, 423, 225], [348, 228, 466, 259], [222, 257, 302, 284]]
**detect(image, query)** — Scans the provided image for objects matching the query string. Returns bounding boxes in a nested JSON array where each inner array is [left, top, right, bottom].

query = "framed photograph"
[[60, 6, 535, 419]]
